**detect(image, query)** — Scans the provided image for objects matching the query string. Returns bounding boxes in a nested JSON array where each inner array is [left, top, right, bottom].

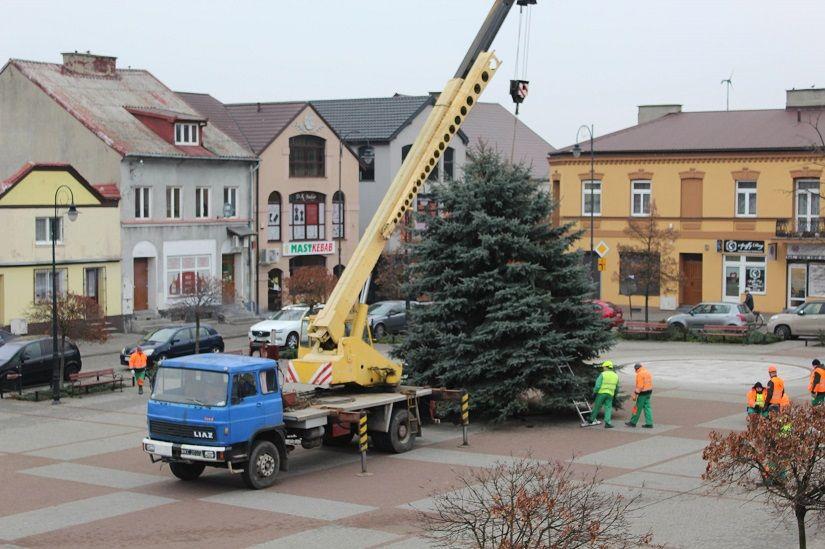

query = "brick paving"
[[0, 341, 823, 548]]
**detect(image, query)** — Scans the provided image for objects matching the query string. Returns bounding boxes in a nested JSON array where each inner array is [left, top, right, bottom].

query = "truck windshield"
[[152, 367, 229, 407]]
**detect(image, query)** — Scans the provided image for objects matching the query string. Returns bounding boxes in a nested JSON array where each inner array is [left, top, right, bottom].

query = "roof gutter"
[[124, 152, 258, 162], [548, 146, 820, 158]]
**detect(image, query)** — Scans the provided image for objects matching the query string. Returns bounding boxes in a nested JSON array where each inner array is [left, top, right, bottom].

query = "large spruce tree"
[[394, 148, 614, 421]]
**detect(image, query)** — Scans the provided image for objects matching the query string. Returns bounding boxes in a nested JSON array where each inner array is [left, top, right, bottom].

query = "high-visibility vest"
[[768, 376, 786, 405], [635, 367, 653, 393], [747, 389, 765, 408], [129, 352, 147, 369], [809, 367, 825, 393], [599, 370, 619, 396]]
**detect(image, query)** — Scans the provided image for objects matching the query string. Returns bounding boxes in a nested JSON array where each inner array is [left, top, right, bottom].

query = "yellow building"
[[549, 91, 825, 315], [0, 164, 122, 329]]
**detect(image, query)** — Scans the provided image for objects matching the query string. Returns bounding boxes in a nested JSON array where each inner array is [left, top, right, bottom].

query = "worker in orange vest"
[[625, 363, 654, 428], [746, 382, 768, 417], [809, 358, 825, 406], [765, 365, 789, 413], [129, 346, 148, 395]]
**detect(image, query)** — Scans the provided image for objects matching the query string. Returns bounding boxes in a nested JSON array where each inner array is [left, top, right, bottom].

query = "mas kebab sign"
[[282, 241, 336, 257]]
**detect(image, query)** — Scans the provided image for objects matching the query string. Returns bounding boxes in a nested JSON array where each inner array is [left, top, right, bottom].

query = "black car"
[[0, 329, 15, 346], [120, 324, 224, 366], [0, 335, 82, 387]]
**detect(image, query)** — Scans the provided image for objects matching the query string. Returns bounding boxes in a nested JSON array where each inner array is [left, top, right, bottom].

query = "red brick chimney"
[[61, 51, 117, 77]]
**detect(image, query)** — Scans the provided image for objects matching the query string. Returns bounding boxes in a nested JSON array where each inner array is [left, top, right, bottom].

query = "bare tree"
[[373, 251, 408, 301], [615, 204, 680, 322], [285, 266, 336, 308], [28, 292, 108, 382], [422, 457, 656, 548], [703, 404, 825, 549], [167, 275, 222, 354]]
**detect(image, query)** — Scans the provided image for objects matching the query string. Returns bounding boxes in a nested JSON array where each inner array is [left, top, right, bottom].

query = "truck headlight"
[[203, 450, 216, 459], [144, 443, 156, 453]]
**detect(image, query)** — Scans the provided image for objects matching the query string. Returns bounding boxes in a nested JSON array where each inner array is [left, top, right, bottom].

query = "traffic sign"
[[597, 257, 607, 272], [594, 241, 610, 258]]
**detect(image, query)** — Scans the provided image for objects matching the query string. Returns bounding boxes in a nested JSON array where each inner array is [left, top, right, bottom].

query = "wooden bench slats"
[[620, 321, 668, 334], [69, 368, 124, 395]]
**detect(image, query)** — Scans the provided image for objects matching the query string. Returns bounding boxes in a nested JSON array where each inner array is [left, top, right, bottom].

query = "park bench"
[[69, 368, 124, 395], [698, 324, 749, 341], [0, 369, 22, 399], [620, 321, 669, 335]]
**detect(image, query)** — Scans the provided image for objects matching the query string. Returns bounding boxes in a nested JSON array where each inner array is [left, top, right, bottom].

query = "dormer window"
[[175, 123, 199, 146]]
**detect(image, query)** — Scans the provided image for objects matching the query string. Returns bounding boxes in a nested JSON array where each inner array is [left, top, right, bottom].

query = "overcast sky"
[[3, 0, 825, 148]]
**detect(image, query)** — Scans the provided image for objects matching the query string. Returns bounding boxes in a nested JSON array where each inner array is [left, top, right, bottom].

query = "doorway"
[[788, 264, 807, 309], [679, 253, 702, 306], [267, 268, 283, 312], [133, 259, 149, 311], [222, 254, 235, 304]]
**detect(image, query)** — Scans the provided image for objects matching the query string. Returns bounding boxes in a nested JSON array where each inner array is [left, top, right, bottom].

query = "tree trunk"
[[644, 293, 649, 323], [795, 505, 807, 549], [195, 313, 200, 354], [59, 335, 66, 391]]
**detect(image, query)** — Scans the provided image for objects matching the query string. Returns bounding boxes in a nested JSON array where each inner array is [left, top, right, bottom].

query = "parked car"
[[248, 304, 322, 351], [0, 335, 82, 387], [590, 300, 624, 328], [368, 300, 423, 339], [0, 329, 15, 346], [120, 324, 223, 366], [666, 302, 755, 330], [767, 300, 825, 339]]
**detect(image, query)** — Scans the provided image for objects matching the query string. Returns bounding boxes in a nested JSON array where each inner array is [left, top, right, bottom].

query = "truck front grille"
[[149, 420, 217, 443]]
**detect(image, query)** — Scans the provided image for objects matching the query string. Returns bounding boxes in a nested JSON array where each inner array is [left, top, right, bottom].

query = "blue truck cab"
[[143, 354, 289, 489]]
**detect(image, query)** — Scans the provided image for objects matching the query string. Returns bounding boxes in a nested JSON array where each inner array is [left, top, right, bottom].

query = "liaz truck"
[[142, 354, 466, 489]]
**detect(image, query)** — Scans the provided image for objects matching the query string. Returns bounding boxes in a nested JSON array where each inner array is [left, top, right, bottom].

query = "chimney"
[[61, 51, 117, 77], [637, 104, 682, 125], [786, 88, 825, 109]]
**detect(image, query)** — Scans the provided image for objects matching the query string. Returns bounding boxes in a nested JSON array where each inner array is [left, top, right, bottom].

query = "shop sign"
[[289, 191, 324, 203], [282, 241, 335, 257], [723, 240, 765, 254], [787, 244, 825, 261]]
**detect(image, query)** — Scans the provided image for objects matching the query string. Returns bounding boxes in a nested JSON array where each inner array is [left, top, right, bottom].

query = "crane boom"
[[292, 0, 523, 388]]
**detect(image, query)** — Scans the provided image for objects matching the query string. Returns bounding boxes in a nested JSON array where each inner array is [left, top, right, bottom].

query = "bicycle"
[[751, 311, 766, 330]]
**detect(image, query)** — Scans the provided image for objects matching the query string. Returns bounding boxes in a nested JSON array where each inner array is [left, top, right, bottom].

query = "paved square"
[[699, 412, 747, 431], [250, 525, 402, 548], [21, 463, 164, 489], [390, 447, 524, 468], [645, 452, 708, 477], [202, 491, 377, 521], [0, 492, 174, 541], [575, 436, 709, 468], [25, 433, 144, 460]]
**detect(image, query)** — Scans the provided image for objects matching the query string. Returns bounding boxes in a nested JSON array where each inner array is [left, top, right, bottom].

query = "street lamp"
[[51, 185, 78, 404], [573, 124, 596, 285]]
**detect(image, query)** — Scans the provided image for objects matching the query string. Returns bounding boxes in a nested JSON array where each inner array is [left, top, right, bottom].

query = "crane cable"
[[510, 1, 533, 162]]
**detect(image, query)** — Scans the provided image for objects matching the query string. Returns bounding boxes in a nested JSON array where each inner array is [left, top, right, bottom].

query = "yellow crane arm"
[[310, 51, 501, 345]]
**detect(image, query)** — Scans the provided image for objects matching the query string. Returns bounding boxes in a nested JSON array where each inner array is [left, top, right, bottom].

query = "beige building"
[[179, 94, 360, 312], [0, 164, 122, 329]]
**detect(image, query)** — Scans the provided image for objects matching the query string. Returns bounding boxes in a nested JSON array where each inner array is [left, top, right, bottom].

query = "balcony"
[[776, 218, 825, 238]]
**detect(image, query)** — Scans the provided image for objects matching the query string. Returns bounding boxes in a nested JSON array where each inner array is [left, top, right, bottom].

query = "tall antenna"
[[721, 71, 733, 111]]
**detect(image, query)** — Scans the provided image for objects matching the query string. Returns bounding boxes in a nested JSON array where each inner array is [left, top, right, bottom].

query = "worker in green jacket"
[[588, 360, 619, 428]]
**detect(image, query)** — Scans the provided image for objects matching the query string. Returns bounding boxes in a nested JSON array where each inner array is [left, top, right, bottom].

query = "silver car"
[[767, 300, 825, 339], [666, 302, 755, 330]]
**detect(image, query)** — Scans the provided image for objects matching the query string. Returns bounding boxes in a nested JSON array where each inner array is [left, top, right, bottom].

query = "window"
[[332, 191, 345, 239], [34, 268, 67, 301], [267, 191, 281, 242], [796, 179, 820, 233], [290, 192, 325, 240], [724, 255, 766, 299], [631, 180, 651, 216], [223, 187, 238, 218], [167, 255, 211, 296], [135, 187, 150, 219], [736, 181, 757, 217], [174, 123, 199, 146], [233, 372, 258, 399], [195, 187, 210, 218], [581, 180, 601, 216], [444, 147, 455, 181], [166, 187, 181, 219], [174, 328, 193, 343], [289, 135, 325, 177], [358, 145, 375, 181], [35, 217, 62, 244], [259, 369, 278, 394]]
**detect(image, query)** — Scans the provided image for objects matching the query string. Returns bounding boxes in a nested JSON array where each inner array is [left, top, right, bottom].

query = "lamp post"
[[572, 124, 596, 284], [51, 185, 78, 404]]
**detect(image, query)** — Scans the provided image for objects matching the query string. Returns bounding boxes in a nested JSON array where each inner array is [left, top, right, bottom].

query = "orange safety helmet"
[[768, 365, 778, 374]]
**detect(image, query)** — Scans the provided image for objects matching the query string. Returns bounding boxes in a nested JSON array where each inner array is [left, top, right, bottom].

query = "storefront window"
[[168, 255, 211, 296], [723, 255, 766, 301], [290, 191, 325, 241]]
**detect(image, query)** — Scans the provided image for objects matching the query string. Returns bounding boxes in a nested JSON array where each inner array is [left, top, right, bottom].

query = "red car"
[[591, 300, 624, 328]]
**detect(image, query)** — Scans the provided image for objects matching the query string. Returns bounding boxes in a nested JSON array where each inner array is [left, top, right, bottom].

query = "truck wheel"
[[169, 462, 205, 481], [373, 408, 414, 453], [242, 440, 280, 489]]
